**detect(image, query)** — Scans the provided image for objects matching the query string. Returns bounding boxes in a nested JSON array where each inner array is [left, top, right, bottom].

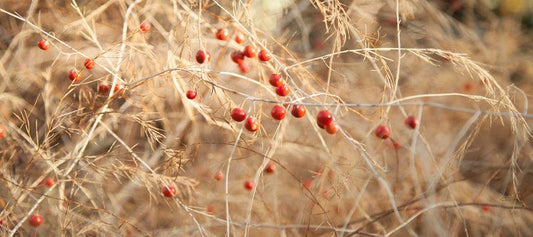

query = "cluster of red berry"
[[243, 162, 276, 190], [375, 115, 418, 145], [194, 28, 271, 75], [39, 36, 126, 95], [20, 177, 57, 228], [36, 21, 154, 96], [269, 74, 290, 97], [217, 28, 271, 74], [229, 103, 306, 134], [211, 161, 275, 194], [37, 21, 421, 206], [316, 110, 337, 134], [161, 167, 272, 198]]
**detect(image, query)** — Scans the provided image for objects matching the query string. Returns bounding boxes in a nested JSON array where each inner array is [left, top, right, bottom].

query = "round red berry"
[[186, 90, 197, 100], [275, 84, 290, 97], [271, 105, 286, 120], [140, 21, 151, 33], [113, 83, 126, 95], [84, 58, 95, 70], [163, 185, 177, 197], [258, 50, 271, 62], [216, 28, 229, 40], [68, 69, 81, 82], [97, 82, 110, 93], [231, 50, 245, 64], [29, 214, 43, 227], [264, 162, 275, 173], [375, 125, 391, 139], [291, 105, 306, 118], [463, 82, 475, 92], [482, 205, 491, 212], [269, 74, 284, 87], [303, 179, 312, 189], [245, 117, 259, 132], [206, 205, 215, 214], [230, 108, 247, 122], [244, 181, 254, 190], [196, 50, 211, 64], [214, 171, 224, 181], [316, 110, 333, 128], [405, 115, 417, 129], [234, 33, 245, 44], [243, 45, 256, 58], [43, 178, 55, 187], [0, 124, 4, 138], [38, 39, 50, 50], [324, 122, 337, 134], [392, 140, 401, 149], [238, 62, 250, 73]]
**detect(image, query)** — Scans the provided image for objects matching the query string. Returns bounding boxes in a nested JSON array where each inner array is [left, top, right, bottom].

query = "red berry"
[[303, 179, 312, 189], [97, 82, 110, 93], [244, 181, 254, 190], [482, 205, 491, 212], [196, 50, 211, 64], [324, 122, 337, 134], [38, 39, 50, 50], [234, 33, 245, 44], [230, 108, 247, 122], [312, 38, 326, 50], [243, 45, 256, 58], [275, 84, 290, 97], [392, 140, 401, 149], [186, 90, 197, 100], [216, 28, 229, 40], [206, 205, 215, 214], [404, 115, 417, 129], [29, 214, 43, 227], [140, 21, 151, 33], [68, 69, 81, 82], [450, 0, 464, 11], [238, 62, 250, 73], [230, 50, 245, 64], [163, 185, 177, 197], [291, 105, 306, 118], [84, 58, 95, 70], [375, 125, 390, 139], [264, 162, 275, 173], [269, 74, 284, 87], [43, 178, 55, 187], [463, 82, 475, 92], [258, 50, 271, 61], [0, 124, 4, 138], [316, 110, 333, 128], [245, 117, 259, 132], [214, 171, 224, 181], [113, 83, 126, 95], [270, 105, 286, 120]]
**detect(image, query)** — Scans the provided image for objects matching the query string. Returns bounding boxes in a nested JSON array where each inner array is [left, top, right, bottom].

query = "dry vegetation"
[[1, 0, 533, 236]]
